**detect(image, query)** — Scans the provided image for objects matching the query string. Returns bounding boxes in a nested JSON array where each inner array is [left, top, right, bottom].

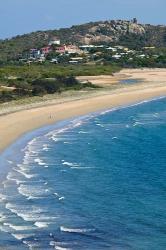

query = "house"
[[49, 37, 61, 46], [79, 45, 95, 49], [37, 57, 46, 63], [144, 46, 155, 50], [65, 45, 82, 54], [114, 45, 124, 50], [56, 46, 66, 54], [112, 54, 122, 59], [79, 45, 95, 52], [69, 60, 79, 64], [41, 46, 51, 55], [106, 47, 117, 52], [70, 57, 84, 62], [56, 45, 82, 54], [94, 45, 105, 48], [29, 49, 41, 58], [70, 57, 83, 60], [50, 58, 58, 64], [137, 54, 146, 58]]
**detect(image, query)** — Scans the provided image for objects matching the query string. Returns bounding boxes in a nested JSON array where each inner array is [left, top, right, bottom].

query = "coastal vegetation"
[[0, 19, 166, 104], [0, 64, 120, 103]]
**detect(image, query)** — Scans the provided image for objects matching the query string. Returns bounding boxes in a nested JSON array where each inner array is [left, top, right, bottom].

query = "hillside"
[[0, 19, 166, 62]]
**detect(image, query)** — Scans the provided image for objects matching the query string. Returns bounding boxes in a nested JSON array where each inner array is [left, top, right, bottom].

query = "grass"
[[0, 63, 121, 104], [0, 64, 121, 79]]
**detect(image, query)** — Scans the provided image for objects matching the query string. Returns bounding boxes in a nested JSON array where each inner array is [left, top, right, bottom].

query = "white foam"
[[54, 192, 59, 196], [71, 167, 94, 170], [62, 162, 79, 167], [12, 233, 33, 240], [51, 137, 60, 142], [4, 223, 35, 231], [50, 241, 71, 250], [59, 196, 65, 201], [7, 160, 14, 165], [99, 96, 166, 118], [14, 168, 35, 179], [0, 224, 9, 233], [0, 215, 7, 222], [34, 158, 46, 166], [63, 141, 72, 144], [6, 203, 55, 222], [100, 107, 117, 115], [28, 138, 37, 145], [47, 118, 88, 141], [0, 193, 7, 202], [34, 221, 49, 228], [133, 121, 143, 127], [72, 121, 83, 128], [55, 246, 71, 250], [43, 147, 49, 151], [23, 240, 41, 249], [96, 123, 105, 128], [42, 144, 49, 151], [78, 131, 88, 134], [18, 184, 51, 199], [60, 226, 95, 233], [7, 172, 24, 185]]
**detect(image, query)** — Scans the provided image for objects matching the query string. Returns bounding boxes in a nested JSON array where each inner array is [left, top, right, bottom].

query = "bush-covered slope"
[[0, 19, 166, 62]]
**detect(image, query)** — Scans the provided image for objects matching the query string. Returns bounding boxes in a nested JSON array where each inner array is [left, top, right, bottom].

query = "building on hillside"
[[56, 46, 66, 54], [144, 46, 155, 49], [41, 46, 52, 55], [70, 57, 84, 62], [69, 60, 79, 64], [49, 37, 61, 46], [112, 54, 122, 59], [114, 45, 124, 50], [29, 49, 41, 58], [106, 47, 117, 52], [56, 45, 82, 54], [79, 45, 95, 49], [65, 45, 82, 54], [137, 54, 146, 58], [50, 58, 58, 64]]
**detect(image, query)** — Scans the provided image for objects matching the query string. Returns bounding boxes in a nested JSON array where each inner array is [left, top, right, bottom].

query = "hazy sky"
[[0, 0, 165, 39]]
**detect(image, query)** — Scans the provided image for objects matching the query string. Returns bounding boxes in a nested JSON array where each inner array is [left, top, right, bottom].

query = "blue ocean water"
[[120, 79, 142, 85], [0, 97, 166, 250]]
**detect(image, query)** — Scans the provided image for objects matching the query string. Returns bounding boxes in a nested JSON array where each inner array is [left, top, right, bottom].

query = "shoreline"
[[1, 69, 166, 153]]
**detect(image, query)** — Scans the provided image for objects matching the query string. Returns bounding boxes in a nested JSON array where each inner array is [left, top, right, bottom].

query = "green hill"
[[0, 19, 166, 62]]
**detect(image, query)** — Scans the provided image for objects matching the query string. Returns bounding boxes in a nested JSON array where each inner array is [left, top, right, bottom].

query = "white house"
[[112, 54, 122, 59], [49, 38, 61, 46]]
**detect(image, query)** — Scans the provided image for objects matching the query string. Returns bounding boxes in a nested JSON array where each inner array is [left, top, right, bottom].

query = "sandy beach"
[[1, 68, 166, 153]]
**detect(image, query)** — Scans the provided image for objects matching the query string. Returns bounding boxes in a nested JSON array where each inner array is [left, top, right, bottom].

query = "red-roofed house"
[[41, 46, 51, 55], [56, 46, 66, 54]]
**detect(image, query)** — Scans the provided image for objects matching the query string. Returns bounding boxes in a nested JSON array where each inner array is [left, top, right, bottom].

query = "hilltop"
[[0, 18, 166, 62]]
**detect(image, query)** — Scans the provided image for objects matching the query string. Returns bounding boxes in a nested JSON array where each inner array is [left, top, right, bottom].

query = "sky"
[[0, 0, 165, 39]]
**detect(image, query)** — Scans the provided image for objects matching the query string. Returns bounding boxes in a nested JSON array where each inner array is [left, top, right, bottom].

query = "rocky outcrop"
[[68, 19, 146, 45], [0, 19, 166, 61]]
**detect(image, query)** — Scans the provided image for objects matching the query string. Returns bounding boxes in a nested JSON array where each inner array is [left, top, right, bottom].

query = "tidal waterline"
[[0, 96, 166, 250]]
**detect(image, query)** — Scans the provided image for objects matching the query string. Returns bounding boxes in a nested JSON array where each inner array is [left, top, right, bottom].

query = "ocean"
[[0, 96, 166, 250]]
